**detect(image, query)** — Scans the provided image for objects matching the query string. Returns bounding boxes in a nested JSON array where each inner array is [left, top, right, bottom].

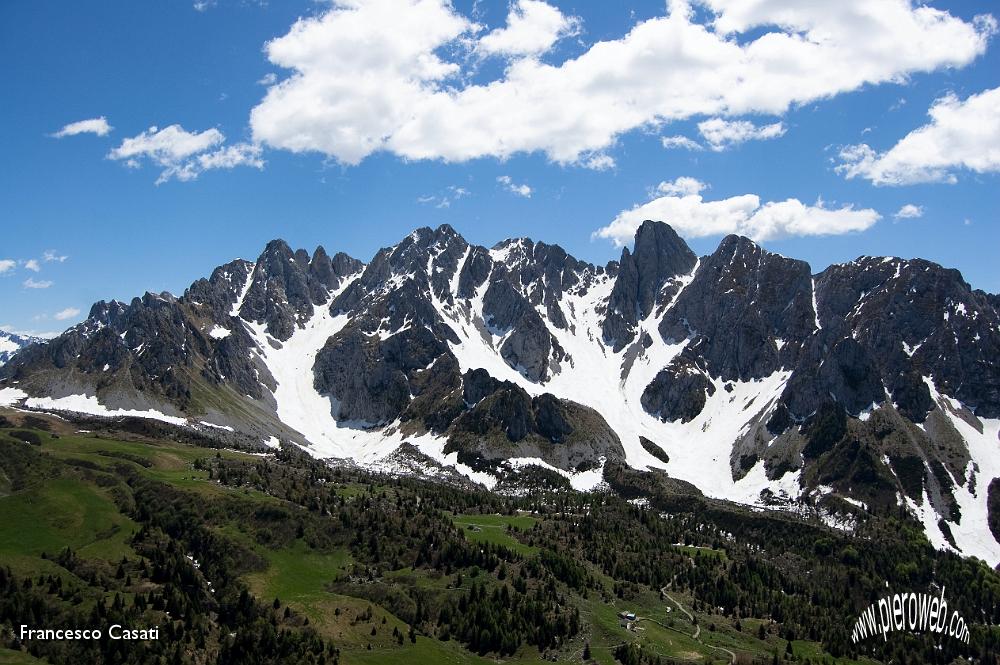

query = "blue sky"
[[2, 0, 998, 336]]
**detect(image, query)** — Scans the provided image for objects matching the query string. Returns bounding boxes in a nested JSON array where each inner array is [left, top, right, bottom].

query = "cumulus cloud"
[[52, 116, 112, 138], [23, 278, 53, 289], [54, 307, 81, 321], [661, 135, 703, 151], [23, 259, 40, 272], [108, 125, 264, 184], [0, 260, 15, 275], [697, 117, 785, 151], [653, 176, 706, 197], [594, 180, 880, 244], [249, 0, 994, 167], [893, 204, 924, 220], [43, 250, 68, 263], [477, 0, 581, 58], [497, 175, 532, 197], [837, 85, 1000, 185]]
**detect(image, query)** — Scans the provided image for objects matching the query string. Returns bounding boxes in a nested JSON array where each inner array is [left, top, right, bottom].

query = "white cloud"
[[249, 0, 994, 167], [697, 117, 785, 151], [23, 259, 40, 272], [893, 203, 924, 220], [595, 182, 879, 245], [0, 260, 15, 275], [583, 154, 615, 171], [257, 72, 278, 86], [418, 185, 470, 208], [837, 85, 1000, 185], [251, 0, 472, 166], [23, 278, 53, 289], [497, 175, 532, 197], [195, 143, 264, 172], [108, 125, 263, 184], [110, 125, 223, 163], [744, 198, 880, 242], [43, 250, 68, 263], [653, 176, 706, 197], [661, 135, 703, 151], [54, 307, 81, 321], [477, 0, 581, 58], [52, 116, 112, 138]]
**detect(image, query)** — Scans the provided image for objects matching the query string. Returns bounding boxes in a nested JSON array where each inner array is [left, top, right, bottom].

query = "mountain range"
[[2, 221, 998, 567], [0, 329, 43, 367]]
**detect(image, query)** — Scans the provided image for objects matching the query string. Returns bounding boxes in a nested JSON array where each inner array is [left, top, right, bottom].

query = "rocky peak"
[[631, 221, 699, 313], [490, 237, 598, 329], [331, 225, 468, 333], [349, 225, 469, 301], [807, 255, 1000, 419], [658, 234, 814, 381], [241, 239, 352, 340], [602, 221, 697, 351], [184, 259, 255, 321], [309, 245, 361, 294], [87, 300, 130, 329]]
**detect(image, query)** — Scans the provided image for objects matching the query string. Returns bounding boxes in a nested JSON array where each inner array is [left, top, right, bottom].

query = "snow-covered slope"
[[0, 330, 43, 366]]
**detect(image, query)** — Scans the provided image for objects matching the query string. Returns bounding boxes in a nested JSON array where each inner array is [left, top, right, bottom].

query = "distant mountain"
[[2, 222, 999, 565], [0, 329, 43, 367]]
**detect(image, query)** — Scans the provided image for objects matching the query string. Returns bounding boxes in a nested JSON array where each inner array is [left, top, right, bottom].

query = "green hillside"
[[0, 412, 997, 664]]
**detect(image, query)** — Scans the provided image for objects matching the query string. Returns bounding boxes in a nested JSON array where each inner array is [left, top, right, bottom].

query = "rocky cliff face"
[[602, 220, 697, 351], [2, 222, 998, 566]]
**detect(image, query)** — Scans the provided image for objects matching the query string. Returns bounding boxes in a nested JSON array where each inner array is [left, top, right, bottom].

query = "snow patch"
[[0, 387, 28, 407], [231, 265, 255, 317], [23, 394, 188, 426], [199, 421, 235, 432], [919, 376, 1000, 567]]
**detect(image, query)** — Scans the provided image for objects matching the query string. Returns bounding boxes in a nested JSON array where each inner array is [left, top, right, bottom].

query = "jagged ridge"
[[2, 221, 999, 566]]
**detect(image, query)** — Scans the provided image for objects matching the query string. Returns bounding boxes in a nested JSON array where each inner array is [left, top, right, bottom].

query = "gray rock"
[[658, 234, 814, 381], [641, 356, 715, 423], [603, 220, 697, 351]]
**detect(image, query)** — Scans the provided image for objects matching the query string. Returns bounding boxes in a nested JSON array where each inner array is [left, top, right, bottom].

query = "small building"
[[617, 610, 637, 628]]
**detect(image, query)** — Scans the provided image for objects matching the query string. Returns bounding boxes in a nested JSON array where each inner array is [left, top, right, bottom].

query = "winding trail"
[[646, 582, 735, 664]]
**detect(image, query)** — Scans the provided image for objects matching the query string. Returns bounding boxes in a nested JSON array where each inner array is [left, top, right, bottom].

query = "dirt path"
[[656, 584, 735, 664]]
